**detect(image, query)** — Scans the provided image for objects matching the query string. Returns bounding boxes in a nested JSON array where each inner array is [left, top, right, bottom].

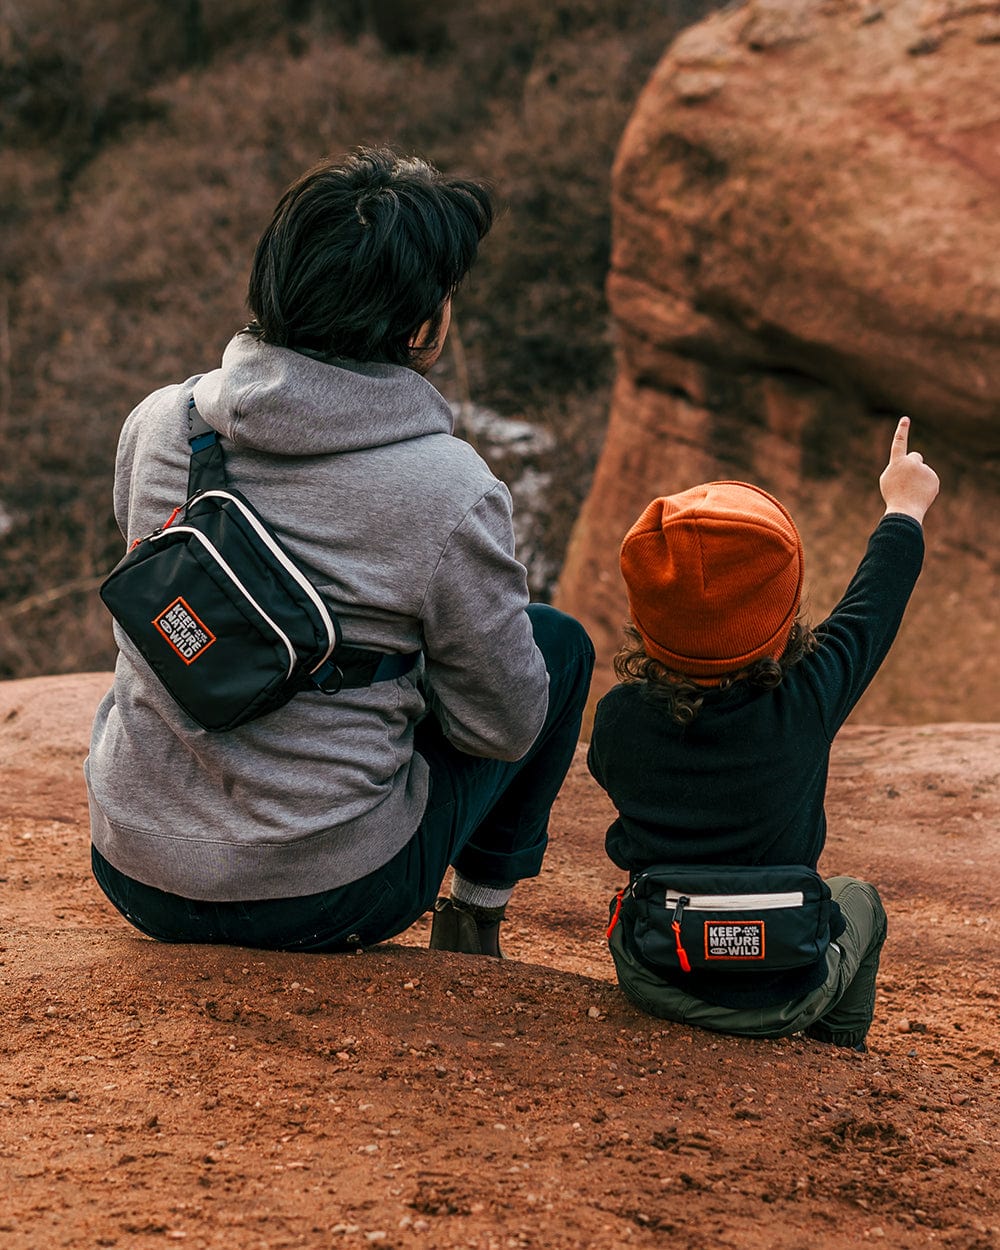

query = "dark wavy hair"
[[244, 147, 494, 366], [613, 620, 818, 726]]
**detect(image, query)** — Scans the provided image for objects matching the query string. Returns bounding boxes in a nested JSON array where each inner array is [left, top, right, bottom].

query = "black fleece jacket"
[[588, 513, 924, 1007]]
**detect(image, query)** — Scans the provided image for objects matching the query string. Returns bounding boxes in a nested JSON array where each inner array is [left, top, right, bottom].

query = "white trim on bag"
[[663, 891, 806, 910], [195, 490, 339, 672], [151, 525, 297, 678]]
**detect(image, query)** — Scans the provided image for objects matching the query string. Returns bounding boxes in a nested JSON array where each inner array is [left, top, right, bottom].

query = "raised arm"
[[806, 418, 936, 733]]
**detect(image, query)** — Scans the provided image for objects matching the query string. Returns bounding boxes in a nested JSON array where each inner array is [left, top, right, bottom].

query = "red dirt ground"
[[1, 674, 997, 1250]]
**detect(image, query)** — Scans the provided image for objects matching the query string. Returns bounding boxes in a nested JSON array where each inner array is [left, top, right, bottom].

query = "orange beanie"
[[619, 481, 804, 679]]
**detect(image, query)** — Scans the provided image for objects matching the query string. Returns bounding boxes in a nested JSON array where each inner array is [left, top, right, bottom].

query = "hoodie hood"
[[191, 333, 455, 457]]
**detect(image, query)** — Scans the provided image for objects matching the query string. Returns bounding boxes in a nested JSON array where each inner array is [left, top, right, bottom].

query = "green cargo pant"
[[608, 876, 887, 1048]]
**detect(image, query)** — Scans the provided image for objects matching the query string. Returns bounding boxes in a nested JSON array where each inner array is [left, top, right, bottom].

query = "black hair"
[[244, 147, 494, 366], [613, 620, 818, 726]]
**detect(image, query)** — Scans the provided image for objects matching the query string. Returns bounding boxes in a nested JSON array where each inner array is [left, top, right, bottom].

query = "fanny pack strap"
[[312, 648, 420, 692], [187, 396, 227, 497], [184, 396, 419, 691]]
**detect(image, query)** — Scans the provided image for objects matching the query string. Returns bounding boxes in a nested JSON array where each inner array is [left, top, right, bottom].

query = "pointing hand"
[[879, 417, 939, 525]]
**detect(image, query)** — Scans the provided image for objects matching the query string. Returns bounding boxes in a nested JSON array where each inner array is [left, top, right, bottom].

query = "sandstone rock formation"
[[557, 0, 1000, 724]]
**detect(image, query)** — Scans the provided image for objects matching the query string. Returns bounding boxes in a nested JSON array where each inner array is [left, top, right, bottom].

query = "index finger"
[[890, 415, 910, 461]]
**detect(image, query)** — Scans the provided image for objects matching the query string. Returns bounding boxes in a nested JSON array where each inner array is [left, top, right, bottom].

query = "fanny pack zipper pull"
[[606, 886, 628, 940], [129, 501, 187, 551], [671, 894, 692, 973]]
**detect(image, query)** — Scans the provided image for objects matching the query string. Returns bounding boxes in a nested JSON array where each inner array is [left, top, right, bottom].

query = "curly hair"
[[613, 620, 817, 726]]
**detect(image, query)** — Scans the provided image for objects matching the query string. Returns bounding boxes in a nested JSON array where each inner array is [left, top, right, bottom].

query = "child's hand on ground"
[[879, 417, 939, 524]]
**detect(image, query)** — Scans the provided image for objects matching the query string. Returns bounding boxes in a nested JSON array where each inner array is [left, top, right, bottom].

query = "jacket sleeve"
[[586, 708, 609, 791], [419, 481, 549, 760], [112, 410, 139, 541], [805, 513, 924, 736], [112, 383, 189, 543]]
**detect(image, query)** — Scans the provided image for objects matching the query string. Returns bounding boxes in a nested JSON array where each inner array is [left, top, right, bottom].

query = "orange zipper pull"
[[671, 895, 692, 973], [606, 887, 626, 940]]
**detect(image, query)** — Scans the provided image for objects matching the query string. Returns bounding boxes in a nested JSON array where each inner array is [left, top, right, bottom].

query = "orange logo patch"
[[153, 597, 216, 665]]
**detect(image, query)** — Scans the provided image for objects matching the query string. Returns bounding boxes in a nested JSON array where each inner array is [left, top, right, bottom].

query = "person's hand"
[[879, 417, 939, 524]]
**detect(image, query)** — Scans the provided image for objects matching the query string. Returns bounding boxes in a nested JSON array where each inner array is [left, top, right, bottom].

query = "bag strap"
[[185, 396, 420, 691], [312, 647, 420, 692], [187, 396, 227, 498]]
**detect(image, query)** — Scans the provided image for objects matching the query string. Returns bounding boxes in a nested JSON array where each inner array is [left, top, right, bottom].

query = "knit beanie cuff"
[[620, 481, 804, 677]]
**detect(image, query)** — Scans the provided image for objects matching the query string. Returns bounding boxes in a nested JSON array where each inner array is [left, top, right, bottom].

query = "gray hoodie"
[[86, 334, 548, 901]]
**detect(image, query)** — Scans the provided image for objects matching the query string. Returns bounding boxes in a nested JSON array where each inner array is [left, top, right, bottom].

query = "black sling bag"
[[100, 397, 419, 731]]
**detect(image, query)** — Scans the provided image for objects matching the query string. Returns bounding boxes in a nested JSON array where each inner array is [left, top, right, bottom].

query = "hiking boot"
[[805, 1024, 868, 1052], [428, 897, 504, 958]]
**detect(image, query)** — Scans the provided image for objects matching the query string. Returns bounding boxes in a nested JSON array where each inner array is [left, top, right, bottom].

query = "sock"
[[450, 872, 513, 920]]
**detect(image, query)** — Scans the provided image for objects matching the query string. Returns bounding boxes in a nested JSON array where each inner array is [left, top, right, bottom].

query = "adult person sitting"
[[86, 147, 594, 959]]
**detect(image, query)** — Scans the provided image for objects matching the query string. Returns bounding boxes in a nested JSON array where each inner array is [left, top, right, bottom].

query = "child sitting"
[[588, 417, 939, 1049]]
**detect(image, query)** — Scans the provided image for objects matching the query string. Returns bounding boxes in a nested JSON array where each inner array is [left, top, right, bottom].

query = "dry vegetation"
[[0, 0, 721, 678]]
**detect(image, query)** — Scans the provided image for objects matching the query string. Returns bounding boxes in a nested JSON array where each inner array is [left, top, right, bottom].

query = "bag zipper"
[[663, 890, 805, 910], [671, 894, 692, 973], [194, 490, 338, 672], [150, 525, 297, 678]]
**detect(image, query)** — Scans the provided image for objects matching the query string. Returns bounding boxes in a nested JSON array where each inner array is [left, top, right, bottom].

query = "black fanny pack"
[[609, 863, 834, 976], [100, 397, 419, 732]]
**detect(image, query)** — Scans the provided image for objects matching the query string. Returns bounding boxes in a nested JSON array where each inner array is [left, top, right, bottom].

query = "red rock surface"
[[1, 674, 997, 1249], [557, 0, 1000, 726]]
